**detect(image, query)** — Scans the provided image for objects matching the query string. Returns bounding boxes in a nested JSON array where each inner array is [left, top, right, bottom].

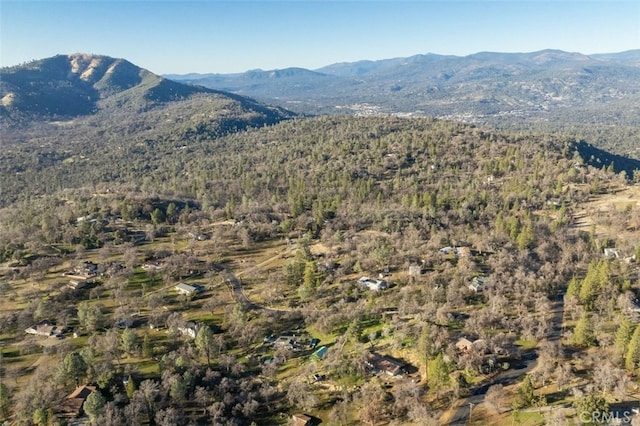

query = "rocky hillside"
[[0, 54, 296, 135]]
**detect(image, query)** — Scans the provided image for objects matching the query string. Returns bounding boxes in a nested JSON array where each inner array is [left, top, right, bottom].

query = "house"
[[365, 352, 406, 377], [75, 261, 99, 277], [291, 413, 313, 426], [117, 318, 134, 329], [439, 246, 453, 255], [142, 262, 163, 272], [274, 335, 295, 349], [441, 246, 473, 258], [25, 320, 63, 338], [456, 337, 488, 354], [177, 322, 200, 338], [468, 276, 488, 292], [604, 248, 620, 259], [174, 283, 202, 296], [358, 276, 387, 291], [68, 278, 91, 290], [58, 385, 96, 418], [64, 261, 99, 280]]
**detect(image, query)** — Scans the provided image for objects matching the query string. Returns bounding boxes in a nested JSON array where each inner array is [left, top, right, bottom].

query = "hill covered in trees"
[[1, 112, 640, 424]]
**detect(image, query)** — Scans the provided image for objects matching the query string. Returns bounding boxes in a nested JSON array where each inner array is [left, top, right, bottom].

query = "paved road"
[[444, 296, 565, 425]]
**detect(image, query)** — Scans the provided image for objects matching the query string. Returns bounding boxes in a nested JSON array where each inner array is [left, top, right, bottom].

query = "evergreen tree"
[[427, 353, 450, 392], [416, 324, 432, 380], [625, 326, 640, 372], [614, 318, 635, 358], [573, 313, 596, 347], [32, 407, 48, 426], [513, 375, 536, 409], [565, 276, 581, 299], [151, 208, 165, 225], [126, 375, 137, 400], [142, 332, 152, 358], [59, 351, 88, 387]]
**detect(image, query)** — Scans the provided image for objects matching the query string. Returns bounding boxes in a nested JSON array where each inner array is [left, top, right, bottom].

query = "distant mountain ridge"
[[166, 49, 640, 125], [0, 53, 296, 132]]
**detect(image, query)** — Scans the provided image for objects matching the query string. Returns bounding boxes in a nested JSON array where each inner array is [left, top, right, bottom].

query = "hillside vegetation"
[[1, 114, 640, 425], [0, 54, 295, 131], [169, 50, 640, 160]]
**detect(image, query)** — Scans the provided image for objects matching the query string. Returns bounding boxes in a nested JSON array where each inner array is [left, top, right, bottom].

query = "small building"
[[174, 283, 201, 296], [291, 413, 313, 426], [68, 278, 91, 290], [468, 276, 488, 292], [58, 385, 96, 418], [358, 276, 388, 291], [439, 246, 453, 254], [604, 248, 620, 259], [365, 352, 406, 377], [142, 263, 163, 272], [311, 346, 328, 360], [117, 318, 134, 329]]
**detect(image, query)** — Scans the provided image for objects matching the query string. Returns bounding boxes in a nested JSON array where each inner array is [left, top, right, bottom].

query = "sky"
[[1, 0, 639, 74]]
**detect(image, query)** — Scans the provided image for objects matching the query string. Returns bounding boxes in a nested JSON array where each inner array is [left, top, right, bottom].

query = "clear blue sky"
[[2, 1, 639, 74]]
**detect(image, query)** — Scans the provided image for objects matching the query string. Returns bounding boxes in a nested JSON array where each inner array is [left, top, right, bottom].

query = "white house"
[[358, 276, 388, 291], [174, 283, 201, 296]]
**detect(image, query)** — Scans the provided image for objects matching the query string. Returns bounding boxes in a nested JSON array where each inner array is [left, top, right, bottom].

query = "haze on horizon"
[[1, 0, 639, 74]]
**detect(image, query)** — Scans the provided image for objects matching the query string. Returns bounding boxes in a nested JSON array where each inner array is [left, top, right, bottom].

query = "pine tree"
[[573, 313, 596, 347], [427, 353, 450, 393], [625, 326, 640, 372], [614, 318, 635, 358], [565, 276, 581, 298], [416, 324, 432, 380], [513, 375, 535, 409], [142, 332, 152, 358], [126, 374, 137, 399]]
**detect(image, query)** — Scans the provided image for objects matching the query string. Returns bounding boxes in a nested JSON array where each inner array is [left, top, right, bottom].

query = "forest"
[[1, 112, 640, 425]]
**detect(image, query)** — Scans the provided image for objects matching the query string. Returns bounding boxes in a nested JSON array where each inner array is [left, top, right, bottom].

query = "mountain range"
[[0, 54, 296, 138], [166, 49, 640, 126]]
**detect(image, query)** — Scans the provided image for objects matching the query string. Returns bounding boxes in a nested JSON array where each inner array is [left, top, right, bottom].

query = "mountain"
[[167, 49, 640, 125], [0, 53, 296, 134], [165, 67, 339, 102]]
